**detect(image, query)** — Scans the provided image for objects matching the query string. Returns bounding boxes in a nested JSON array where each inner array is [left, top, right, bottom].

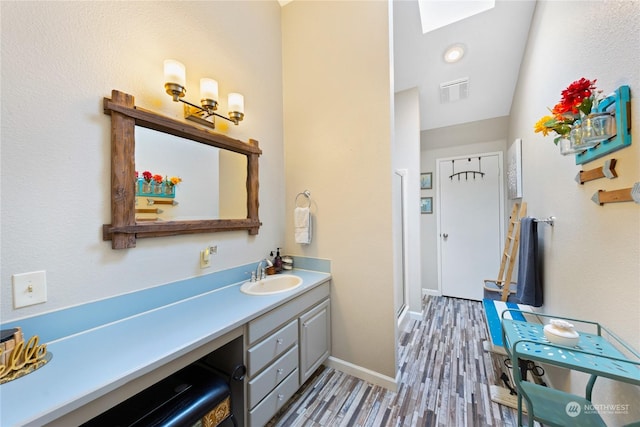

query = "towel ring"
[[295, 190, 312, 208]]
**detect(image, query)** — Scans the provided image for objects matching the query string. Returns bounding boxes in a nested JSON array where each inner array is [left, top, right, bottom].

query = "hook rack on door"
[[449, 157, 485, 181]]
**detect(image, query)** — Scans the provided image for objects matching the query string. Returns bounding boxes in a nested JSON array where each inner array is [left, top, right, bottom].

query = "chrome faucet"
[[255, 258, 273, 281]]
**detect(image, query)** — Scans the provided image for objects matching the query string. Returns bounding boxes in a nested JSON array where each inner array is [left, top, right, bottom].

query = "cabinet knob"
[[278, 394, 284, 401], [277, 338, 283, 345], [277, 368, 283, 374]]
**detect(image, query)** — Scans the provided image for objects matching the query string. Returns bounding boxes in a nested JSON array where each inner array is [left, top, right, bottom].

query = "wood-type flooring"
[[267, 295, 524, 426]]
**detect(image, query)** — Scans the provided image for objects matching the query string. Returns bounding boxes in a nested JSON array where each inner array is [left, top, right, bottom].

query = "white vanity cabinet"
[[245, 281, 330, 426], [299, 299, 330, 384]]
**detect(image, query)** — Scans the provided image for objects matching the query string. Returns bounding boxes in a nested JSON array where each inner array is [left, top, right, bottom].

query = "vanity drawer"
[[248, 369, 299, 427], [248, 281, 330, 344], [248, 320, 297, 376], [248, 345, 298, 408]]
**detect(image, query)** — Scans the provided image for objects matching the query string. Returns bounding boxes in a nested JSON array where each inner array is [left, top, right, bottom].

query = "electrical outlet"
[[200, 248, 211, 269], [12, 271, 47, 308]]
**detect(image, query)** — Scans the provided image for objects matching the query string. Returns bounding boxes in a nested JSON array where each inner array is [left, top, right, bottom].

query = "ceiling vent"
[[440, 78, 469, 103]]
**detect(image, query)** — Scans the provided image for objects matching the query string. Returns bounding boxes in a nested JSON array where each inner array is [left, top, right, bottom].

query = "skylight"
[[418, 0, 496, 33]]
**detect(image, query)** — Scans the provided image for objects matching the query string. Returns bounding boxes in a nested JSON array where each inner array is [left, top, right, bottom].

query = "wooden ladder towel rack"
[[484, 202, 527, 301]]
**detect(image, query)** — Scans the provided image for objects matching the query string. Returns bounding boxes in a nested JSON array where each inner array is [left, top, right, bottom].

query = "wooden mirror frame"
[[102, 90, 261, 249]]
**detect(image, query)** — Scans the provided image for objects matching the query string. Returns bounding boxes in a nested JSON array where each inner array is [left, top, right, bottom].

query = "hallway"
[[269, 296, 521, 426]]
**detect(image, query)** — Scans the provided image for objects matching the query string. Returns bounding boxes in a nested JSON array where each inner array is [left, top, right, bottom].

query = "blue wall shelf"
[[136, 179, 176, 199], [575, 85, 632, 165]]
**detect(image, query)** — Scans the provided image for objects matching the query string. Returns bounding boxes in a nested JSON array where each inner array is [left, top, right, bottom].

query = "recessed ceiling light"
[[444, 44, 465, 63]]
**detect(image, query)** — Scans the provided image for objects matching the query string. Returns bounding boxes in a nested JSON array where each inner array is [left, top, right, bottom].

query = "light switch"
[[13, 271, 47, 308], [200, 248, 211, 268]]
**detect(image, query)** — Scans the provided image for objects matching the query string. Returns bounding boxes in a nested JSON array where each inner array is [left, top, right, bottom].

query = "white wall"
[[420, 117, 509, 292], [0, 1, 285, 320], [394, 88, 422, 316], [281, 1, 397, 385], [508, 1, 640, 422]]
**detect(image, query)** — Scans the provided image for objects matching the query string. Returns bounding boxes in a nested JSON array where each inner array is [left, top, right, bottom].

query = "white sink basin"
[[240, 275, 303, 295]]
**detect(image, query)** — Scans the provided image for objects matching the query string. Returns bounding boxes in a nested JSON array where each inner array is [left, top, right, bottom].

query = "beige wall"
[[1, 1, 285, 320], [282, 1, 397, 382], [508, 1, 640, 422]]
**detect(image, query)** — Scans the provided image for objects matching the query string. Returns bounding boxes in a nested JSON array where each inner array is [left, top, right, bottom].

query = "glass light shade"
[[164, 59, 186, 87], [228, 93, 244, 114], [200, 78, 219, 102]]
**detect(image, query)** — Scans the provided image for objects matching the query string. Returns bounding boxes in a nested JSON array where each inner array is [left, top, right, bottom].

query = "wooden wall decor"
[[591, 182, 640, 206], [575, 158, 618, 184], [102, 90, 261, 249]]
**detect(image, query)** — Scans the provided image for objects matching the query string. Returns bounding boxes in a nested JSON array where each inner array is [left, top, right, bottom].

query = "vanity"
[[0, 91, 330, 426], [246, 280, 330, 426], [0, 267, 331, 426]]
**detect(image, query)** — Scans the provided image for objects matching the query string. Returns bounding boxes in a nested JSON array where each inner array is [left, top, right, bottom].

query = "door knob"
[[442, 233, 449, 239]]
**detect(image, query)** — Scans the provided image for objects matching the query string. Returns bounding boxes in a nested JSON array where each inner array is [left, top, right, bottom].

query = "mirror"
[[103, 90, 261, 249], [135, 127, 247, 221]]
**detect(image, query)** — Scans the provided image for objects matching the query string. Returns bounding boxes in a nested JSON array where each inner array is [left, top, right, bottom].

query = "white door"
[[437, 153, 504, 301]]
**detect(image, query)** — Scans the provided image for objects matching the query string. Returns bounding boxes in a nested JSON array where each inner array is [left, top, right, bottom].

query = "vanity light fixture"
[[163, 59, 244, 129], [443, 44, 465, 63]]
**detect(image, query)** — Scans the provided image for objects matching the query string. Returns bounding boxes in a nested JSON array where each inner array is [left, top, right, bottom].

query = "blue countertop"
[[0, 269, 331, 427]]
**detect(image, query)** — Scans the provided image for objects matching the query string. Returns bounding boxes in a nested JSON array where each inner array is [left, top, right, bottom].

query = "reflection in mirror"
[[103, 90, 260, 249], [135, 127, 247, 221]]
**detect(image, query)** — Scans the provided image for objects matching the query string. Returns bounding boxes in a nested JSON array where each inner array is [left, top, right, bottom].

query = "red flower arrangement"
[[152, 174, 164, 184], [142, 171, 153, 183], [534, 78, 601, 144], [553, 77, 598, 116]]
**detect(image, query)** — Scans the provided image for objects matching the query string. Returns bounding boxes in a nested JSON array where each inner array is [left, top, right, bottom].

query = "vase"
[[165, 185, 174, 195], [153, 183, 162, 194], [558, 136, 582, 156], [581, 112, 616, 145], [569, 121, 598, 152], [142, 181, 152, 193]]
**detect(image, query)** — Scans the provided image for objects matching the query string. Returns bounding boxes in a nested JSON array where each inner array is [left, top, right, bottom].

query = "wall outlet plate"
[[12, 271, 47, 308]]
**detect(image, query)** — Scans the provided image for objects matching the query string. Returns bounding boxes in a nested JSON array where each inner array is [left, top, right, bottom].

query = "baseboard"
[[422, 288, 441, 297], [408, 310, 423, 321], [325, 356, 398, 392]]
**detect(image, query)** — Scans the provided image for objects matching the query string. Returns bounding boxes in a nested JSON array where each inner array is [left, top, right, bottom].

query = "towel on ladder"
[[294, 207, 312, 244], [516, 217, 543, 307]]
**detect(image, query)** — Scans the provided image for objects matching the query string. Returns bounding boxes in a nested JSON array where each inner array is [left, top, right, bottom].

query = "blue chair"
[[501, 310, 640, 427]]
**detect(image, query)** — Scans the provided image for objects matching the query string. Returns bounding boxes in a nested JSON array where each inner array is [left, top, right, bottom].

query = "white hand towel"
[[294, 207, 312, 244]]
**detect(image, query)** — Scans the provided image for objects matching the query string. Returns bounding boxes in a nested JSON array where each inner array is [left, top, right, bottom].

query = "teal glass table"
[[501, 310, 640, 427]]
